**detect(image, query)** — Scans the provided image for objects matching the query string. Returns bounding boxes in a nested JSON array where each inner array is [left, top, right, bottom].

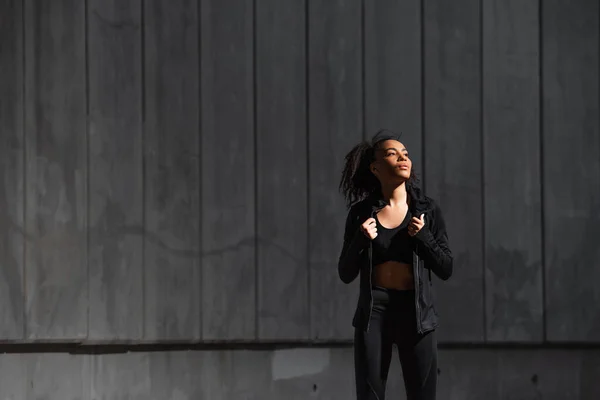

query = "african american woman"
[[337, 130, 453, 400]]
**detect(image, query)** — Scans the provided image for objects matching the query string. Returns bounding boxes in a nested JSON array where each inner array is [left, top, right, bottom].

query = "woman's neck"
[[380, 182, 408, 208]]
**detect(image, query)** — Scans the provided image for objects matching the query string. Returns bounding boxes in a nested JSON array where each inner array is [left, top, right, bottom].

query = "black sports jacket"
[[337, 186, 453, 334]]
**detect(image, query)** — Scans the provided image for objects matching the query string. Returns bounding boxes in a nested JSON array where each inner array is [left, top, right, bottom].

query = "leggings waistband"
[[372, 286, 415, 305]]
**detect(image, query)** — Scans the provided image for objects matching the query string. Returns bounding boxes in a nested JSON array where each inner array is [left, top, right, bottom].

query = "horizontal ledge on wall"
[[0, 340, 600, 354]]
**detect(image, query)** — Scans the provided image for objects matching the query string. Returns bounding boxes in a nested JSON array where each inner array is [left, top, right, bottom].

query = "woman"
[[337, 129, 453, 400]]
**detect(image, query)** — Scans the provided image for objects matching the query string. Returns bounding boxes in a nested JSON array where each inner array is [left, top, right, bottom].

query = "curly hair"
[[339, 129, 419, 208]]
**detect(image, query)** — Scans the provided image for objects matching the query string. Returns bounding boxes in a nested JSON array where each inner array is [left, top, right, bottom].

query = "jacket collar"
[[363, 184, 433, 216]]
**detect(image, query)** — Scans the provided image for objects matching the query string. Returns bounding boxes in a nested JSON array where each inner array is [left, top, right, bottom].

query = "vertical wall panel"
[[424, 0, 484, 342], [88, 0, 143, 340], [144, 0, 201, 341], [256, 0, 309, 340], [90, 353, 150, 399], [496, 350, 581, 399], [148, 352, 204, 399], [200, 0, 256, 340], [308, 0, 363, 340], [543, 0, 600, 341], [0, 0, 24, 340], [24, 0, 88, 339], [26, 353, 91, 400], [364, 0, 422, 171], [580, 350, 600, 397], [267, 349, 360, 399], [436, 351, 499, 399], [199, 350, 271, 398], [483, 0, 543, 342], [0, 354, 26, 398]]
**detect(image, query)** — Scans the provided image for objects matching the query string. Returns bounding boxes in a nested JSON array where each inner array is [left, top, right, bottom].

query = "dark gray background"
[[0, 0, 598, 398]]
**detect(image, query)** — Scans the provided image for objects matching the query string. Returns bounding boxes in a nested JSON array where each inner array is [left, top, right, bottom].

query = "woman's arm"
[[337, 206, 369, 284], [414, 202, 453, 280]]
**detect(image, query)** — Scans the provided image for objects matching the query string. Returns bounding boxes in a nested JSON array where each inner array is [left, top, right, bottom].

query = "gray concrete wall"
[[0, 347, 599, 399], [0, 0, 599, 398]]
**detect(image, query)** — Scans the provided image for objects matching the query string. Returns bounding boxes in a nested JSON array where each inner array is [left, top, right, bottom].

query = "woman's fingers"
[[361, 218, 378, 239]]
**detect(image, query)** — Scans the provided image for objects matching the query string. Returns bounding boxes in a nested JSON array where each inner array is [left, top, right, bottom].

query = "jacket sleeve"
[[337, 206, 369, 284], [413, 202, 453, 280]]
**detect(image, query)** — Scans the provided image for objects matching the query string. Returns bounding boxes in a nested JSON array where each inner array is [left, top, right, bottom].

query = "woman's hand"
[[360, 218, 378, 240], [408, 214, 425, 236]]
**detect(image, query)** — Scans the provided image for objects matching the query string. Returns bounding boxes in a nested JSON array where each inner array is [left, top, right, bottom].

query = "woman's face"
[[369, 140, 412, 183]]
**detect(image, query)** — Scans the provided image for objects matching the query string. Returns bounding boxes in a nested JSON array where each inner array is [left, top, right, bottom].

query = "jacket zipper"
[[414, 243, 423, 334], [365, 209, 376, 333]]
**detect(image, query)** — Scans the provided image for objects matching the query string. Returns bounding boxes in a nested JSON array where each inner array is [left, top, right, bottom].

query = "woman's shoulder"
[[420, 196, 449, 228], [346, 197, 373, 220], [411, 191, 446, 221], [423, 195, 438, 208], [348, 198, 368, 214], [421, 196, 444, 214]]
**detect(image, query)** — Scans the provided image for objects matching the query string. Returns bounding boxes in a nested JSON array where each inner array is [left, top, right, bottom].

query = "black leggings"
[[354, 287, 437, 400]]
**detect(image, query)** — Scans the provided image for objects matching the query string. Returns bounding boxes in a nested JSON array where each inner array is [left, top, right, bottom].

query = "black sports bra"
[[371, 210, 413, 266]]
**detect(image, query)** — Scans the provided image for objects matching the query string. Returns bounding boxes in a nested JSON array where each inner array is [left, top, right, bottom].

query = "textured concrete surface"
[[1, 0, 598, 346], [0, 347, 598, 399], [0, 2, 597, 398]]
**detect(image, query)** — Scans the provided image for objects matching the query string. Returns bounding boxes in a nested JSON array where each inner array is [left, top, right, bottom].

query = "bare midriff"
[[373, 261, 414, 290]]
